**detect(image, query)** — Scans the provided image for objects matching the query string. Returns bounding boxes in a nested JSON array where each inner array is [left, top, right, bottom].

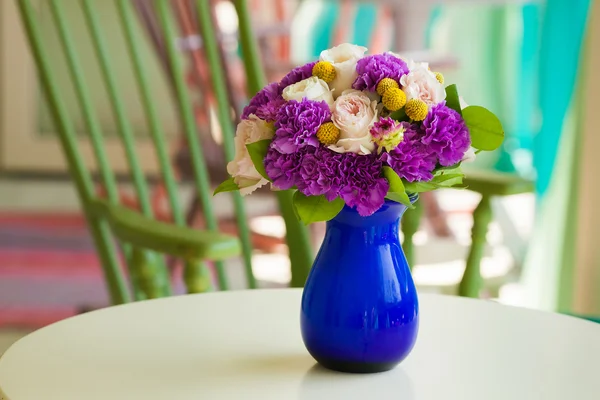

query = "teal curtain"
[[427, 3, 540, 176], [522, 0, 591, 312], [290, 0, 378, 62], [426, 0, 591, 311], [534, 0, 591, 196]]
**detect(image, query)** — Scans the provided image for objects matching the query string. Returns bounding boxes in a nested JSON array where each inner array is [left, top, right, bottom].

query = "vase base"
[[316, 358, 398, 374]]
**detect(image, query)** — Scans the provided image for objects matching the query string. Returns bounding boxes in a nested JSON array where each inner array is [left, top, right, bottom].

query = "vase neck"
[[329, 200, 411, 229]]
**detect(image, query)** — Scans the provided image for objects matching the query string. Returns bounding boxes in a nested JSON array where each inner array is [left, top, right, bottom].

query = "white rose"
[[319, 43, 367, 98], [328, 89, 378, 155], [400, 60, 445, 106], [282, 76, 334, 109], [226, 115, 275, 195]]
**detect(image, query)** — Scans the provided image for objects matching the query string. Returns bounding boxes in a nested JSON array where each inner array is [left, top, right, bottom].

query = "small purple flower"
[[338, 153, 389, 217], [241, 82, 280, 120], [296, 147, 343, 200], [381, 123, 437, 182], [272, 99, 331, 154], [370, 117, 404, 154], [278, 61, 317, 93], [353, 53, 409, 92], [422, 102, 471, 166]]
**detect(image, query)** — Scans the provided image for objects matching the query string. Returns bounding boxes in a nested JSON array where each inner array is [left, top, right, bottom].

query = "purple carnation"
[[353, 53, 409, 92], [338, 153, 389, 217], [296, 147, 343, 200], [422, 102, 471, 166], [272, 99, 331, 154], [241, 82, 280, 120], [278, 62, 316, 93], [264, 146, 306, 190], [381, 123, 437, 182]]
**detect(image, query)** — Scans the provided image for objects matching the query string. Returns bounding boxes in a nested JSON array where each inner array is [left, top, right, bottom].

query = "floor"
[[0, 179, 535, 355]]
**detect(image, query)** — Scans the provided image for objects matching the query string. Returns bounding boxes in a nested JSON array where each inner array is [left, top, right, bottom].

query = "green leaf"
[[382, 166, 414, 208], [445, 84, 462, 116], [403, 166, 465, 193], [245, 139, 271, 180], [434, 164, 462, 176], [390, 107, 409, 122], [213, 177, 239, 195], [431, 173, 464, 187], [404, 180, 437, 193], [292, 191, 345, 225], [462, 106, 504, 151]]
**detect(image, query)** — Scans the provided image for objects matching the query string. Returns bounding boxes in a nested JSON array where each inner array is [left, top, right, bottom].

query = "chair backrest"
[[15, 0, 313, 303]]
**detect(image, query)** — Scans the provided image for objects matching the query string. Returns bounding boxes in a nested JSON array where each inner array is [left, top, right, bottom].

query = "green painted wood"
[[277, 190, 314, 287], [130, 247, 171, 299], [156, 0, 226, 291], [232, 0, 314, 287], [458, 195, 493, 297], [16, 0, 131, 304], [49, 0, 119, 205], [52, 0, 153, 301], [115, 0, 185, 227], [401, 201, 423, 269], [184, 260, 213, 294], [232, 0, 265, 96], [195, 0, 256, 289], [463, 170, 534, 196], [91, 200, 240, 260], [81, 0, 153, 219]]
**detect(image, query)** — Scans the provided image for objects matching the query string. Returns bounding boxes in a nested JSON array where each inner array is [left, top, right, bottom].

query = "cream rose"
[[226, 115, 275, 195], [400, 60, 445, 106], [329, 89, 378, 155], [319, 43, 367, 98], [282, 76, 334, 109]]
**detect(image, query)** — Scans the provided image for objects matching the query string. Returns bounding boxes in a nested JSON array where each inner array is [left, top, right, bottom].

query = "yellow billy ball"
[[376, 78, 399, 97], [382, 87, 407, 111], [434, 72, 444, 84], [316, 122, 340, 145], [405, 99, 428, 121], [312, 61, 336, 83]]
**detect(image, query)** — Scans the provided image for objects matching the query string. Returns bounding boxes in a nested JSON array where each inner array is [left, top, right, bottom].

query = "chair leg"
[[459, 195, 493, 298], [401, 201, 423, 269], [184, 259, 213, 293]]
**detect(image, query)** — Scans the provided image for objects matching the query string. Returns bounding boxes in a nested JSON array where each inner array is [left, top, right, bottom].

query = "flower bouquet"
[[215, 43, 503, 222], [215, 43, 503, 373]]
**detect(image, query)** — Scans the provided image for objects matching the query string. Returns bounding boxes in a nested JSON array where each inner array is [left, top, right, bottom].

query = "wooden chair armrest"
[[90, 200, 241, 260]]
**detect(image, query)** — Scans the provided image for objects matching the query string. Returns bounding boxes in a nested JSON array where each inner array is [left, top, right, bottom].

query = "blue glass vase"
[[300, 199, 419, 373]]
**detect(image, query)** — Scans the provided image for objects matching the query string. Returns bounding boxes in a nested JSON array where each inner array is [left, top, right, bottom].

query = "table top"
[[1, 289, 599, 400]]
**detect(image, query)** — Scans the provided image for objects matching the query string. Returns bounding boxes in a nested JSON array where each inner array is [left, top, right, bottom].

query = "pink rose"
[[400, 60, 446, 106], [329, 89, 378, 155]]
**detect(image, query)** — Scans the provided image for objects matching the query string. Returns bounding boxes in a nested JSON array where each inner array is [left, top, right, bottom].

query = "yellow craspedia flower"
[[316, 122, 340, 145], [434, 72, 444, 84], [382, 87, 406, 111], [405, 99, 428, 121], [376, 78, 399, 96], [312, 61, 336, 83]]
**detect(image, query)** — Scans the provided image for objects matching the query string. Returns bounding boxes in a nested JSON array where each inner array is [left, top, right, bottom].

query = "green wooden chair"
[[15, 0, 313, 304], [401, 170, 534, 298]]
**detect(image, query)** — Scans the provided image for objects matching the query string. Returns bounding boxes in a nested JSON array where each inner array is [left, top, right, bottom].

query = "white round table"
[[1, 289, 599, 400]]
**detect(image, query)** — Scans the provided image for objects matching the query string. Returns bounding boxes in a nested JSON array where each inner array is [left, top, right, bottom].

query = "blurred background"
[[0, 0, 598, 351]]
